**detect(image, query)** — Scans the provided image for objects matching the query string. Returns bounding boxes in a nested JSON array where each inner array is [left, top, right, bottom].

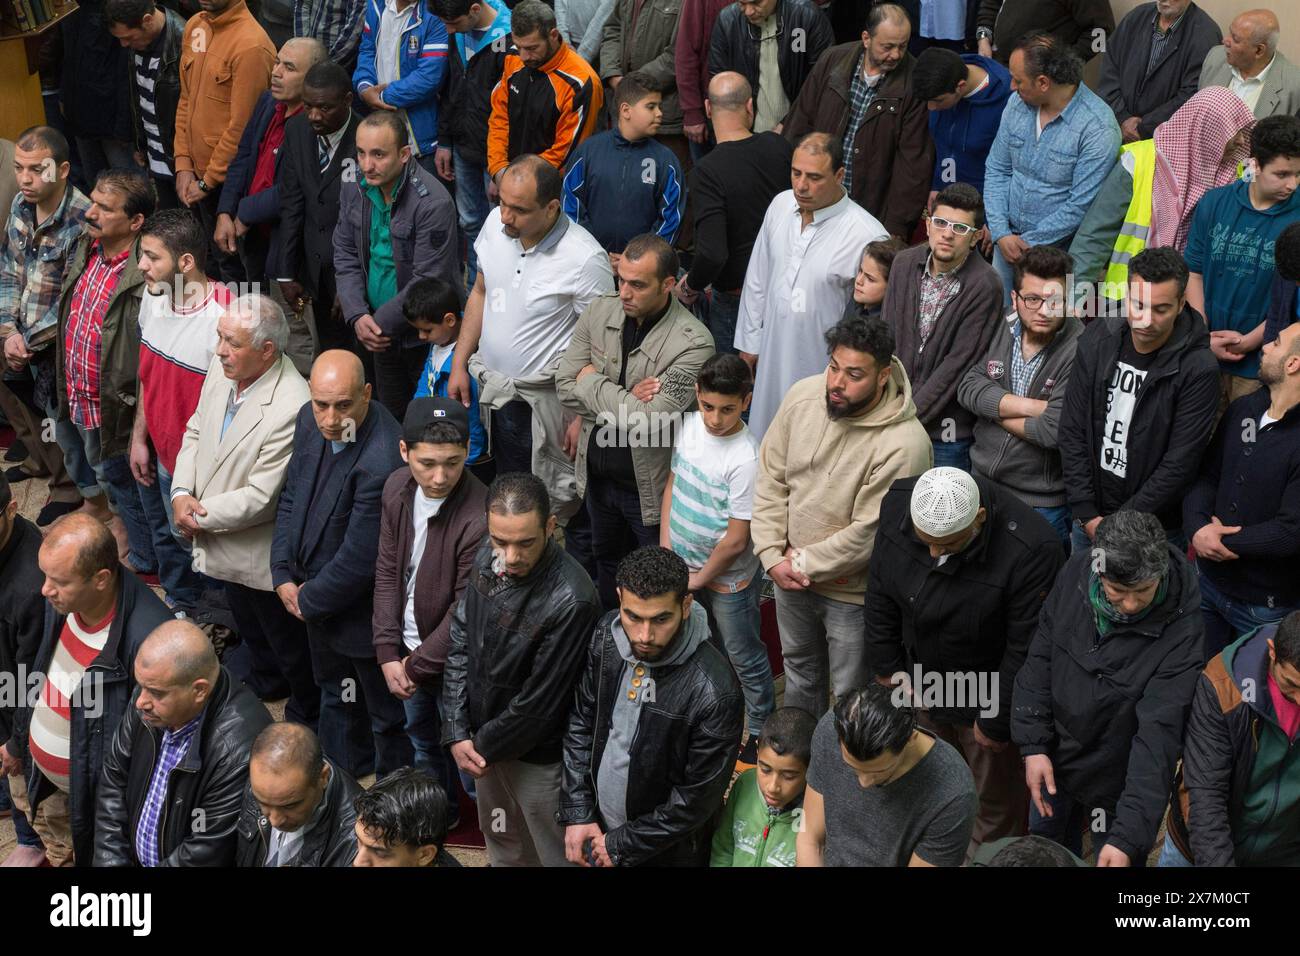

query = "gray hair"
[[1093, 511, 1169, 586], [511, 0, 556, 37], [228, 293, 289, 356]]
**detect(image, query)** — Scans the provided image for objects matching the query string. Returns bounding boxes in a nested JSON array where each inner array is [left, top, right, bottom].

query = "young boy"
[[661, 353, 774, 761], [710, 707, 817, 867], [561, 70, 685, 268], [404, 276, 492, 484]]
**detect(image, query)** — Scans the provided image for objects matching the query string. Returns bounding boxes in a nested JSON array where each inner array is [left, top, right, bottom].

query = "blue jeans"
[[403, 681, 462, 806], [992, 244, 1016, 311], [136, 458, 203, 611], [931, 437, 973, 472], [697, 289, 740, 356], [1156, 835, 1195, 867], [1035, 504, 1073, 551], [0, 777, 41, 848], [73, 421, 157, 572], [453, 149, 491, 291], [1197, 566, 1293, 657], [49, 411, 99, 498], [586, 476, 660, 610], [695, 576, 774, 736]]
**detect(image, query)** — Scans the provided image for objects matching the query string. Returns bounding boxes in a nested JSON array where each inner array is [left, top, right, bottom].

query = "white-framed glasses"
[[927, 215, 978, 236]]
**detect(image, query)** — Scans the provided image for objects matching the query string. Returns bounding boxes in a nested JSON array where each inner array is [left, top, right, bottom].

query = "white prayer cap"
[[910, 467, 981, 538]]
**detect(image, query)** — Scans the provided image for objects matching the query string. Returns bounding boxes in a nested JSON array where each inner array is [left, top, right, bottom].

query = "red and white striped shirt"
[[64, 241, 131, 429], [29, 608, 115, 792]]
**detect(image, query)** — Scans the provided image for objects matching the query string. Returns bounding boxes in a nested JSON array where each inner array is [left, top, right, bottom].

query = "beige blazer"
[[1199, 46, 1300, 118], [171, 354, 311, 590]]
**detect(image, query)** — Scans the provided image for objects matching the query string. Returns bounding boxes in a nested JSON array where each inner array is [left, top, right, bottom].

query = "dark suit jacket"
[[218, 91, 283, 224], [274, 110, 361, 292], [270, 399, 405, 657], [1095, 1, 1222, 138]]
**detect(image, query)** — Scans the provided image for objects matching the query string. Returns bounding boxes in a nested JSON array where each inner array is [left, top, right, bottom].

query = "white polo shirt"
[[473, 209, 614, 379]]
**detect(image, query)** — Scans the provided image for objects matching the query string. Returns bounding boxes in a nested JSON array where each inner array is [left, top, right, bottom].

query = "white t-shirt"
[[402, 489, 446, 652], [667, 413, 761, 588]]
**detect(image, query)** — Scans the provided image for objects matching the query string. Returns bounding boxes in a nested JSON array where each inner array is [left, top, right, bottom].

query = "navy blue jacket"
[[9, 571, 172, 865], [1263, 272, 1299, 346], [1184, 388, 1300, 609], [271, 400, 405, 657], [561, 130, 685, 253], [218, 91, 284, 225], [928, 54, 1011, 194]]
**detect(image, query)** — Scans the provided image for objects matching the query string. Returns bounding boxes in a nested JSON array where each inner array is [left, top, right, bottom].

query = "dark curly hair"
[[353, 768, 450, 850], [615, 546, 689, 604]]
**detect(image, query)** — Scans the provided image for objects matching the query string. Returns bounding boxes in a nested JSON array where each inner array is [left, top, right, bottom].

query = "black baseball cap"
[[402, 397, 471, 446]]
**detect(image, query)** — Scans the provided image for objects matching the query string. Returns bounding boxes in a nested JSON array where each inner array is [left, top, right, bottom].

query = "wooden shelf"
[[0, 0, 78, 41], [0, 1, 78, 140]]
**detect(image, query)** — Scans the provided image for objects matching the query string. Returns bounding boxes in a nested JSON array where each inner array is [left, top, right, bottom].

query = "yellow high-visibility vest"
[[1103, 139, 1156, 300]]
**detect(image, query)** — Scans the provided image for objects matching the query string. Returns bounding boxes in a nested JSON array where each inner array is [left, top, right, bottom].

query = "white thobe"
[[735, 189, 887, 440]]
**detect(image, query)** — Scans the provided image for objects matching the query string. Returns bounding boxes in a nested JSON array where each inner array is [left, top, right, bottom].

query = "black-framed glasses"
[[927, 215, 978, 236], [1014, 290, 1065, 311]]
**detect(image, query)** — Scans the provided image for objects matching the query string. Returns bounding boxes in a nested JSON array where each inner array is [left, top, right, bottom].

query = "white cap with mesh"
[[910, 467, 981, 538]]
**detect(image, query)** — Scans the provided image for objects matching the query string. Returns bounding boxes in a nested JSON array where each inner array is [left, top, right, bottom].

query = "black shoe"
[[36, 500, 79, 526], [737, 733, 760, 768], [3, 440, 28, 463], [2, 465, 39, 483]]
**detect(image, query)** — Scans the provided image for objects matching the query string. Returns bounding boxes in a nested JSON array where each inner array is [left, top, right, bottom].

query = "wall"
[[1106, 0, 1296, 59]]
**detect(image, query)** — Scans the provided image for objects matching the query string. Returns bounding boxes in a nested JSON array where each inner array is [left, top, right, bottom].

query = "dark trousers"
[[224, 581, 319, 727], [153, 175, 181, 211], [586, 475, 659, 610], [307, 632, 413, 779], [373, 344, 428, 422], [310, 272, 352, 354], [194, 188, 246, 285], [490, 399, 533, 475]]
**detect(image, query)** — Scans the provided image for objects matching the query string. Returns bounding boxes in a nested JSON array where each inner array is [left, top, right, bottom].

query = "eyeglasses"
[[927, 215, 978, 236], [1014, 291, 1064, 311]]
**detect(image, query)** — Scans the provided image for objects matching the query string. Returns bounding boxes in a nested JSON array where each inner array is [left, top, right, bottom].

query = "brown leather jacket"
[[783, 43, 934, 239]]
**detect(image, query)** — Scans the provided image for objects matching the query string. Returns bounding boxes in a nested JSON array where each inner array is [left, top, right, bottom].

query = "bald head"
[[1228, 10, 1280, 69], [284, 36, 328, 66], [138, 620, 219, 686], [273, 37, 330, 105], [309, 349, 372, 441], [41, 513, 118, 582], [251, 722, 324, 778], [706, 72, 752, 114], [311, 349, 366, 390]]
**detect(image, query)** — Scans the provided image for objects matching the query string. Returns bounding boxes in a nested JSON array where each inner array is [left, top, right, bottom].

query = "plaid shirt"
[[841, 55, 883, 194], [295, 0, 366, 64], [64, 241, 130, 428], [1009, 318, 1046, 397], [916, 253, 963, 347], [134, 714, 202, 867], [0, 186, 92, 350]]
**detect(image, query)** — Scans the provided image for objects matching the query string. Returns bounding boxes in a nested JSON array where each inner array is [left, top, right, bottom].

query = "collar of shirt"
[[20, 182, 77, 233], [364, 164, 409, 209], [924, 249, 965, 283], [1231, 55, 1275, 87], [1152, 7, 1185, 34], [162, 713, 203, 748], [229, 361, 277, 409], [91, 238, 133, 270], [792, 189, 853, 226], [623, 298, 670, 350], [319, 123, 348, 162], [856, 51, 886, 85], [515, 211, 571, 255]]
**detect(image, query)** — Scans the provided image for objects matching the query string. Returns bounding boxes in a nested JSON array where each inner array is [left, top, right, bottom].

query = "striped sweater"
[[30, 610, 115, 791]]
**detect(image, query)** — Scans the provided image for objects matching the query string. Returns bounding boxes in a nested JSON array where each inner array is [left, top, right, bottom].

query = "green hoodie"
[[709, 768, 801, 868]]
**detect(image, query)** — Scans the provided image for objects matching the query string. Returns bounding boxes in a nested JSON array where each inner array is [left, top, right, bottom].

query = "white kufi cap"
[[910, 467, 980, 538]]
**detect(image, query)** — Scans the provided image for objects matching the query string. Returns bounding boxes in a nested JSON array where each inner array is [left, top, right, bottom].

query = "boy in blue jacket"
[[404, 277, 492, 482], [912, 47, 1012, 201], [561, 71, 685, 269]]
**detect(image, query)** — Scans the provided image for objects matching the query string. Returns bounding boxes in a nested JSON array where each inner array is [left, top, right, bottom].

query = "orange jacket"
[[173, 0, 276, 186], [486, 42, 603, 178]]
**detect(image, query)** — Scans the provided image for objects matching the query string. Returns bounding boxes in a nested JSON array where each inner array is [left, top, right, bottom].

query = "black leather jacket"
[[558, 611, 744, 867], [234, 757, 361, 867], [707, 0, 835, 113], [127, 6, 185, 166], [94, 668, 273, 867], [441, 539, 602, 766]]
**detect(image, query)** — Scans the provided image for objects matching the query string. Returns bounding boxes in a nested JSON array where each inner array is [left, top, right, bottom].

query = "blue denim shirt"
[[983, 83, 1120, 246]]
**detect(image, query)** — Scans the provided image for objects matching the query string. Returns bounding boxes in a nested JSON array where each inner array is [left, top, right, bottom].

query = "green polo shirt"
[[364, 169, 404, 311]]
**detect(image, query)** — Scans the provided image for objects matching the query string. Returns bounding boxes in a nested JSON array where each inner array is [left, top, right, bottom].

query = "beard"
[[826, 383, 882, 420]]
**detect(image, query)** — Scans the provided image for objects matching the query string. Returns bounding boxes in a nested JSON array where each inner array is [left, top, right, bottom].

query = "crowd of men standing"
[[1, 0, 1300, 869]]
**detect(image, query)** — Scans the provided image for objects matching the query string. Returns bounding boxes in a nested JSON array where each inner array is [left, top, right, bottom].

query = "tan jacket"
[[556, 294, 714, 524], [173, 0, 275, 185], [171, 354, 310, 590], [751, 363, 931, 605]]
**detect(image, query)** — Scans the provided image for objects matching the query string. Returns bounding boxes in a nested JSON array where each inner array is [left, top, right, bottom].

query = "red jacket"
[[675, 0, 732, 128]]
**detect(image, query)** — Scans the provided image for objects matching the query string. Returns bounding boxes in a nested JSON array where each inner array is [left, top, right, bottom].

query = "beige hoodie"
[[751, 361, 932, 606]]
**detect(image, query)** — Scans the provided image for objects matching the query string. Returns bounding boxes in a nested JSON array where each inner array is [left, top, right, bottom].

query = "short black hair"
[[510, 0, 556, 39], [912, 47, 966, 101], [1276, 223, 1300, 283], [622, 233, 678, 280], [15, 126, 69, 167], [353, 768, 450, 851], [359, 110, 409, 150], [615, 546, 689, 604], [1273, 612, 1300, 669], [1129, 246, 1189, 297], [303, 60, 354, 99], [834, 684, 915, 762], [825, 313, 895, 368], [986, 835, 1083, 867], [428, 0, 477, 19], [486, 472, 551, 527], [413, 422, 467, 447], [94, 167, 157, 220], [932, 182, 984, 229], [141, 207, 207, 270], [1013, 244, 1073, 292], [615, 70, 662, 111], [403, 276, 462, 326], [505, 154, 562, 207], [1014, 32, 1084, 87], [1251, 114, 1300, 170], [795, 131, 843, 174], [104, 0, 155, 27], [758, 707, 818, 768], [695, 352, 753, 399]]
